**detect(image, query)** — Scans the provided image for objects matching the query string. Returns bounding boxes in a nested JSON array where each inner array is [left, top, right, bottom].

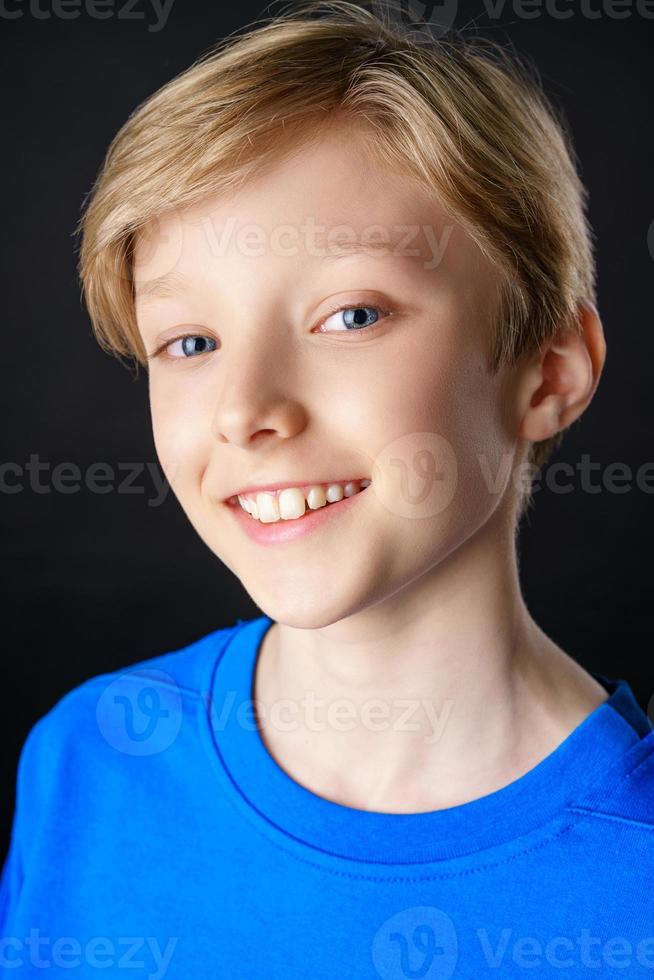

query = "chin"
[[246, 579, 374, 632]]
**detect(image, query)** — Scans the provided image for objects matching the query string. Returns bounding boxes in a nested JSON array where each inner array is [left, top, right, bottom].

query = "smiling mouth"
[[229, 478, 371, 525]]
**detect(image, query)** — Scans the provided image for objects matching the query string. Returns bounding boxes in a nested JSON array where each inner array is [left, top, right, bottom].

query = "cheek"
[[442, 360, 514, 518], [359, 333, 511, 521], [148, 381, 210, 495], [357, 331, 471, 450]]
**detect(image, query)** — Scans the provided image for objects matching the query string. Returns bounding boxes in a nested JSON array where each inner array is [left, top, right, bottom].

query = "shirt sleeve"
[[0, 815, 23, 937], [0, 718, 47, 937]]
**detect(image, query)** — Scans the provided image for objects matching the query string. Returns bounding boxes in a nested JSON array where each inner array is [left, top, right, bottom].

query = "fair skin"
[[134, 121, 608, 813]]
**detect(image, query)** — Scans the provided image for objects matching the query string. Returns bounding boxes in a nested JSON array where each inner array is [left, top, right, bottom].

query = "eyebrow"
[[133, 271, 190, 302], [134, 239, 419, 302], [319, 238, 419, 262]]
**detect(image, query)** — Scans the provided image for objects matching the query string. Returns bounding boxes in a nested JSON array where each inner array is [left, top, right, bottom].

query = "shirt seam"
[[565, 740, 654, 832], [565, 808, 654, 832], [202, 622, 654, 878], [209, 786, 582, 881]]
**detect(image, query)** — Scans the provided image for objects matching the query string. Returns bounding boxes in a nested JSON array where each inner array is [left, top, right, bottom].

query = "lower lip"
[[224, 486, 370, 546]]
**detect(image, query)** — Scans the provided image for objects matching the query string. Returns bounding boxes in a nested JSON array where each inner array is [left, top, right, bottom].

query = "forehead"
[[132, 122, 495, 302]]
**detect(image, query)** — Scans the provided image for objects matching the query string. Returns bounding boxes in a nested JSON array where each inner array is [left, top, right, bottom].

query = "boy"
[[2, 1, 653, 976]]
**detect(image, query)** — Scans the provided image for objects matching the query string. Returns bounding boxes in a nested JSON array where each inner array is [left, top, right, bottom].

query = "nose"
[[213, 398, 307, 449], [210, 356, 307, 450]]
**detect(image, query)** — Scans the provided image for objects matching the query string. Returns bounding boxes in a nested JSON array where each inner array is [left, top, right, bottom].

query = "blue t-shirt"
[[2, 613, 654, 978]]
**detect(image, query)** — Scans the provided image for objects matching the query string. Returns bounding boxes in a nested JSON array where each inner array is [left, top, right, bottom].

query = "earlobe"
[[517, 301, 607, 444]]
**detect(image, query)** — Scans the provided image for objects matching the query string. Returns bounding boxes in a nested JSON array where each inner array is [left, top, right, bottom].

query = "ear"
[[517, 302, 607, 444]]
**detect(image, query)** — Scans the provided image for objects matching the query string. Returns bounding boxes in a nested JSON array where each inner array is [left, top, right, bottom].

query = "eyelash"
[[147, 300, 392, 362]]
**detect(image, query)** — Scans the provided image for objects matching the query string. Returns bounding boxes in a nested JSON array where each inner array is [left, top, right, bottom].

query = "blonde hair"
[[75, 0, 597, 523]]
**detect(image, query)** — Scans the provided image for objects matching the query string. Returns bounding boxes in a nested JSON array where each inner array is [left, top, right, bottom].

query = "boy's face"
[[134, 122, 518, 627]]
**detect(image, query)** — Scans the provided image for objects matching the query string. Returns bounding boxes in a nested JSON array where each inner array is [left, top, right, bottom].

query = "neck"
[[252, 514, 608, 813]]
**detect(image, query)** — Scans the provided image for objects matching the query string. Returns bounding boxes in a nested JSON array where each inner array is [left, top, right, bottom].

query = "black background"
[[2, 0, 653, 856]]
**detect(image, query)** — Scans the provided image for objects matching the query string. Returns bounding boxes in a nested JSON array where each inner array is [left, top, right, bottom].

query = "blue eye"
[[148, 301, 391, 362], [320, 304, 387, 333], [160, 335, 218, 359]]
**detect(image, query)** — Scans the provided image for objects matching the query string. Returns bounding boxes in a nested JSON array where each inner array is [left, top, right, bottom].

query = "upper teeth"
[[237, 479, 371, 523]]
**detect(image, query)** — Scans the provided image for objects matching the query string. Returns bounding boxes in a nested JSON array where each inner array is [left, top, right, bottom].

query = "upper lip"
[[225, 477, 369, 500]]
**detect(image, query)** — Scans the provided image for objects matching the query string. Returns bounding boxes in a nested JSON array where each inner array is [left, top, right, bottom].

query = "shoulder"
[[13, 620, 242, 818], [570, 729, 654, 833], [1, 620, 246, 930]]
